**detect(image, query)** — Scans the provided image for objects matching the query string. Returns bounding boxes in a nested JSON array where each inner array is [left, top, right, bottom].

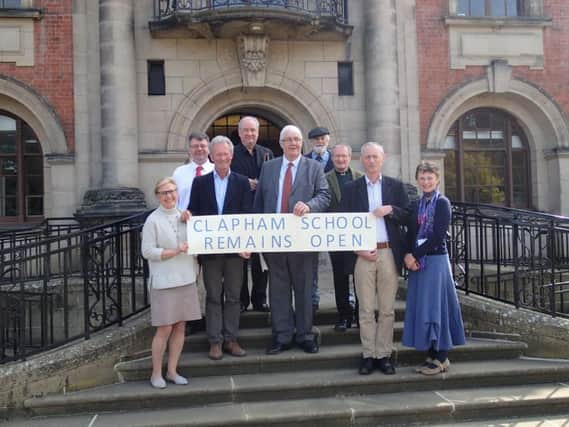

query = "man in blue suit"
[[340, 142, 409, 376], [189, 136, 252, 361], [254, 125, 331, 355]]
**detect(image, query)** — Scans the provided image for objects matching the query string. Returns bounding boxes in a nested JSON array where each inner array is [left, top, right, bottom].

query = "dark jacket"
[[339, 175, 410, 274], [304, 150, 334, 173], [189, 170, 252, 259]]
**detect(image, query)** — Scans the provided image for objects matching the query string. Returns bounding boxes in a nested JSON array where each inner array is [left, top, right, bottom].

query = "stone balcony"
[[149, 0, 352, 40]]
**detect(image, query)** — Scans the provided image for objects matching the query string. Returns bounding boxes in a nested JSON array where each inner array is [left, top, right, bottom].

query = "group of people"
[[141, 116, 465, 389]]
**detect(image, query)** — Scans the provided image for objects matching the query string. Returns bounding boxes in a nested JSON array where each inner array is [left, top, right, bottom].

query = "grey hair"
[[331, 143, 352, 156], [279, 124, 303, 142], [209, 135, 234, 154], [360, 141, 384, 155], [188, 131, 209, 145], [238, 116, 260, 130]]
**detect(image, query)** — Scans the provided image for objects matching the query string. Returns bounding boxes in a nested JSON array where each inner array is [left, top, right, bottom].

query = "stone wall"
[[459, 292, 569, 359], [0, 311, 153, 416]]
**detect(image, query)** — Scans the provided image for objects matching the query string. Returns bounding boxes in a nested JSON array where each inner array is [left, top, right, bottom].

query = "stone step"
[[115, 338, 527, 381], [20, 373, 569, 424], [238, 300, 406, 329]]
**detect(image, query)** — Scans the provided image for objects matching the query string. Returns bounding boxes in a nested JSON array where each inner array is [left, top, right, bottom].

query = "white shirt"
[[172, 160, 214, 210], [276, 156, 301, 213], [365, 175, 389, 243]]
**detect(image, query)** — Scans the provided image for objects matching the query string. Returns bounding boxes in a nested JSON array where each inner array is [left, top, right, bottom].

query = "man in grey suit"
[[254, 125, 331, 355]]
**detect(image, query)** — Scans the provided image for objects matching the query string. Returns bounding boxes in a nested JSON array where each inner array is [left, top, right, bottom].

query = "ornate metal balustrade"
[[450, 202, 569, 317], [155, 0, 347, 22], [151, 0, 351, 40], [0, 212, 150, 364]]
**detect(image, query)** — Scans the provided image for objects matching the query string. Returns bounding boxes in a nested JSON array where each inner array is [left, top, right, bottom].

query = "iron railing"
[[0, 212, 150, 364], [2, 201, 569, 363], [450, 202, 569, 318], [154, 0, 348, 24]]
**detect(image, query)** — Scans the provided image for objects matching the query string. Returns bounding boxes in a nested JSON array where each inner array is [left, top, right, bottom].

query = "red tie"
[[195, 165, 203, 177], [280, 162, 293, 213]]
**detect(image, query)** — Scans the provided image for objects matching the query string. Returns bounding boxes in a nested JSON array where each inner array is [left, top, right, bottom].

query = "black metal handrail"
[[154, 0, 348, 24], [450, 202, 569, 318], [0, 212, 150, 364]]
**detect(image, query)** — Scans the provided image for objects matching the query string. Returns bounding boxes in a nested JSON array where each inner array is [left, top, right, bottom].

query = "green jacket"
[[325, 167, 364, 212]]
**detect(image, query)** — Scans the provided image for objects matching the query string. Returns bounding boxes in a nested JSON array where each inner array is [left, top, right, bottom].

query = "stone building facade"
[[0, 0, 568, 224]]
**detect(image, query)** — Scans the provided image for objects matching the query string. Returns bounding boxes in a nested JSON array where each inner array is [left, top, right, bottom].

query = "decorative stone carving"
[[236, 34, 269, 87], [487, 60, 512, 93], [75, 187, 147, 220]]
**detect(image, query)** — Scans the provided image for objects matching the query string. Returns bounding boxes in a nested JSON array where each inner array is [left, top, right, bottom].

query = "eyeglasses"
[[190, 144, 208, 150], [157, 189, 177, 196]]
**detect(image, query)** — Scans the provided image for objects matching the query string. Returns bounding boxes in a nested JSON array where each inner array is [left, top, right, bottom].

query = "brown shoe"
[[208, 343, 223, 360], [223, 341, 247, 357]]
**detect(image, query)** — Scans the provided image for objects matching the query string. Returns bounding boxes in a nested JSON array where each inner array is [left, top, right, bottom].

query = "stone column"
[[364, 0, 401, 177], [76, 0, 145, 219]]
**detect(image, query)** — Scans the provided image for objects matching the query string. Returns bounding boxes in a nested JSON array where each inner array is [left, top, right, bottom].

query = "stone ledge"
[[458, 291, 569, 359], [0, 310, 153, 415]]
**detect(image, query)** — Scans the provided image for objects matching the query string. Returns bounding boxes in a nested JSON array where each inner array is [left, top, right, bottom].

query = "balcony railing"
[[155, 0, 348, 23]]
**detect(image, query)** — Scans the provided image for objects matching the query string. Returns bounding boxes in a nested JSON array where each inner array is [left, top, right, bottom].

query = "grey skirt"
[[150, 283, 202, 326]]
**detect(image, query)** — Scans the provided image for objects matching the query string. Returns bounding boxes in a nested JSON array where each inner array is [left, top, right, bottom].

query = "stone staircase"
[[9, 300, 569, 426]]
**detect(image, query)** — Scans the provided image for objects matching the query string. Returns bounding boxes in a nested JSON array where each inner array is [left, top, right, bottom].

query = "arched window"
[[206, 113, 283, 156], [0, 112, 44, 223], [444, 108, 530, 208]]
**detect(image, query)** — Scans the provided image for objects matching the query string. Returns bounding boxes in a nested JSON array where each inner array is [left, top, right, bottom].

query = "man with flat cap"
[[305, 126, 334, 314]]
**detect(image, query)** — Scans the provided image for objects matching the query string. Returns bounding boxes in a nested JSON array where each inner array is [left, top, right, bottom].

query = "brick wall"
[[0, 0, 74, 151], [417, 0, 569, 144]]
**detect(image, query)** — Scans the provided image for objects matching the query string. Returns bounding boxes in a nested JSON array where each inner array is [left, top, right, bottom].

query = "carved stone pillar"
[[76, 0, 146, 220], [363, 0, 401, 177]]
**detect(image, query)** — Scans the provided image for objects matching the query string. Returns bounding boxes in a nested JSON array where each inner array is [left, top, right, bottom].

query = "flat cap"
[[308, 126, 330, 139]]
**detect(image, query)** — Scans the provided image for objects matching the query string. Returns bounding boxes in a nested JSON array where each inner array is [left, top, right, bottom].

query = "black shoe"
[[298, 339, 319, 354], [376, 357, 396, 375], [359, 357, 374, 375], [312, 303, 319, 312], [252, 303, 270, 312], [334, 318, 351, 332], [240, 304, 248, 313], [266, 340, 292, 355]]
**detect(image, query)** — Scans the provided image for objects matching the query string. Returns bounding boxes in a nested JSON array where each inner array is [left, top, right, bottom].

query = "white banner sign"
[[186, 213, 376, 254]]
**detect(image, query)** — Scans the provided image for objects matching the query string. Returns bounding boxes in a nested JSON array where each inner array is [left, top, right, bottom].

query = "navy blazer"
[[304, 150, 334, 173], [340, 175, 410, 274], [189, 170, 252, 258]]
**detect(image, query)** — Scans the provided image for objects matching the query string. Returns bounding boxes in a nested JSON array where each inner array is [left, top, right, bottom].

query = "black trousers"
[[240, 252, 268, 308], [329, 251, 353, 321]]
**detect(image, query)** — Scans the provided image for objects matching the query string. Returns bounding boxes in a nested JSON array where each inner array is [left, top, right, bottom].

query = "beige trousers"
[[354, 248, 399, 359]]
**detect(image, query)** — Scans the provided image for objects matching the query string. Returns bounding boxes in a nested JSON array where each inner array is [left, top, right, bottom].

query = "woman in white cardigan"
[[142, 177, 201, 389]]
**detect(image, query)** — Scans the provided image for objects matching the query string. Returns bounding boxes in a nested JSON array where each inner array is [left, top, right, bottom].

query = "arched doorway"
[[206, 111, 286, 156], [443, 108, 530, 208], [0, 111, 44, 223]]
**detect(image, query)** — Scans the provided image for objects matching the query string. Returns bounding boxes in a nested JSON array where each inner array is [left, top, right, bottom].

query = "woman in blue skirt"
[[402, 161, 465, 375]]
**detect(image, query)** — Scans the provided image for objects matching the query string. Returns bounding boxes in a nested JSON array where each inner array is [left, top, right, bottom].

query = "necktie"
[[280, 162, 293, 213], [316, 155, 323, 162], [195, 165, 203, 177]]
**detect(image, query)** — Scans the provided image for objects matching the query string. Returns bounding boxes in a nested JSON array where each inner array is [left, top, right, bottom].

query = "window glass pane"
[[443, 135, 456, 149], [457, 0, 469, 15], [1, 158, 17, 175], [491, 0, 506, 16], [506, 0, 518, 16], [25, 174, 43, 196], [512, 135, 523, 148], [147, 60, 165, 96], [1, 0, 23, 8], [26, 195, 43, 216], [470, 0, 485, 16], [23, 123, 41, 154], [0, 115, 16, 154], [338, 62, 354, 96], [444, 151, 457, 200], [24, 156, 43, 175], [3, 196, 17, 216]]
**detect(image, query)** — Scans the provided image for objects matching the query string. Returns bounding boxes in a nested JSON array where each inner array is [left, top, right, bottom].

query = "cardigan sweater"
[[141, 205, 197, 289]]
